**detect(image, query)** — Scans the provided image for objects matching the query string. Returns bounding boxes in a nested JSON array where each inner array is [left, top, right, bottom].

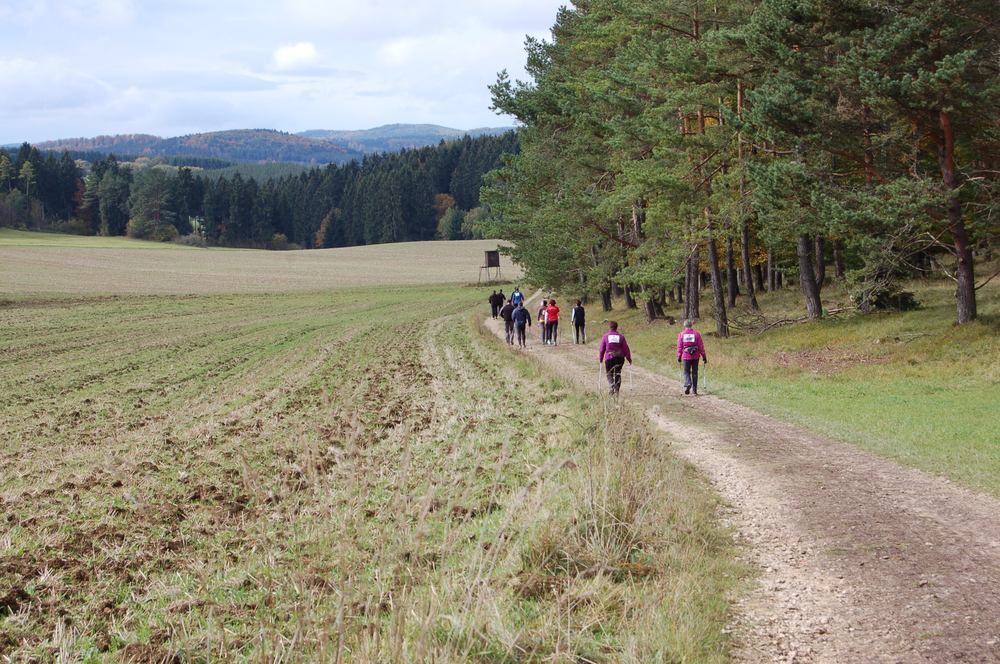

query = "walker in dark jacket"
[[499, 302, 516, 345], [511, 303, 532, 347], [488, 291, 499, 319], [571, 301, 586, 344]]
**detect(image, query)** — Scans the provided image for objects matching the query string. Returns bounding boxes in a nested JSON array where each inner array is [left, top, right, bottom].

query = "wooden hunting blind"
[[479, 249, 503, 284]]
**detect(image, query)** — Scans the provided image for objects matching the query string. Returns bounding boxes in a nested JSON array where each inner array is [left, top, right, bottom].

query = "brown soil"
[[486, 305, 1000, 663]]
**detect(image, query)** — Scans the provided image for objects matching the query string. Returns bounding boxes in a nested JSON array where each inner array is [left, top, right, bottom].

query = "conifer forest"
[[483, 0, 998, 325]]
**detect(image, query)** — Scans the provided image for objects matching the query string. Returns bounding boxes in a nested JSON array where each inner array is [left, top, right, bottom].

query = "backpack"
[[681, 332, 700, 358]]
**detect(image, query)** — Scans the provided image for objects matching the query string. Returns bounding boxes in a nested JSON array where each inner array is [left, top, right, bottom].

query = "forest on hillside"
[[35, 130, 364, 165], [484, 0, 998, 325], [0, 132, 518, 249]]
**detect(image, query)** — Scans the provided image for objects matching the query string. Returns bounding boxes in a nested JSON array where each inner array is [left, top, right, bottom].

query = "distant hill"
[[36, 130, 364, 165], [298, 124, 516, 154], [29, 125, 516, 165]]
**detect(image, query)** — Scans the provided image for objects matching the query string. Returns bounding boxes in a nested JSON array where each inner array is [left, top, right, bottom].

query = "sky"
[[0, 0, 566, 144]]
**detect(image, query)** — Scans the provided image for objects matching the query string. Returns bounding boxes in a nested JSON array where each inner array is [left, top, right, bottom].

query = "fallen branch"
[[730, 307, 853, 335]]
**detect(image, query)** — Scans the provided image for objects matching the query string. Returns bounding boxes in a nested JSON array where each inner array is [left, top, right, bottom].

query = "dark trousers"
[[574, 323, 585, 344], [605, 356, 625, 394], [541, 320, 548, 342], [515, 323, 527, 346], [683, 359, 700, 392], [504, 320, 514, 344], [545, 320, 558, 344], [490, 304, 498, 318]]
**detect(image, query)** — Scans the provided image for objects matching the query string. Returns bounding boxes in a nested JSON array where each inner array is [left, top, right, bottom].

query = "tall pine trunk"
[[741, 220, 759, 310], [753, 265, 765, 293], [706, 217, 729, 337], [814, 235, 827, 291], [644, 296, 658, 322], [833, 240, 846, 280], [685, 245, 701, 320], [624, 285, 638, 309], [938, 111, 976, 323], [767, 248, 776, 292], [726, 235, 739, 308], [797, 234, 823, 319]]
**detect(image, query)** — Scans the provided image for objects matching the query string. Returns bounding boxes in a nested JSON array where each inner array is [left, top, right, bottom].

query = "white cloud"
[[276, 0, 560, 37], [0, 58, 110, 114], [272, 42, 319, 71], [0, 1, 565, 141]]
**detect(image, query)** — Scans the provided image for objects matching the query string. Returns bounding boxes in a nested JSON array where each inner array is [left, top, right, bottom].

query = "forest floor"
[[485, 300, 1000, 663]]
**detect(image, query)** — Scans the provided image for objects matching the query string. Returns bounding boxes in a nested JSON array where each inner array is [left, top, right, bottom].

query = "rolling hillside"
[[298, 123, 515, 153], [36, 130, 364, 165], [32, 125, 516, 165]]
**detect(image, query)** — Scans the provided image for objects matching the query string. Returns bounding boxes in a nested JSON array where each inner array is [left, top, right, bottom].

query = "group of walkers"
[[596, 317, 706, 395], [488, 288, 709, 397], [492, 288, 590, 349]]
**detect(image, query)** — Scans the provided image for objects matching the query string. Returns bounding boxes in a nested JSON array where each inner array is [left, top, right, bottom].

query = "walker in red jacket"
[[676, 319, 707, 395]]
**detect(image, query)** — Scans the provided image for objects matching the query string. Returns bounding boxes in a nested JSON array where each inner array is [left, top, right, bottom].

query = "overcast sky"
[[0, 0, 565, 144]]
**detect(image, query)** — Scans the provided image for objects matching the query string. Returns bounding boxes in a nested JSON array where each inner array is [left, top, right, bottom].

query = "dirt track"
[[485, 310, 1000, 663]]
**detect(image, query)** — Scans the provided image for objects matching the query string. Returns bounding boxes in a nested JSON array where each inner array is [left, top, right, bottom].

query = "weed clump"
[[446, 410, 745, 663]]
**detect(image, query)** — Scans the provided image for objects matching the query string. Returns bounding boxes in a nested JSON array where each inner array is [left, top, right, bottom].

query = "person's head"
[[541, 299, 547, 306], [609, 321, 618, 331], [683, 319, 694, 329], [492, 290, 497, 294], [517, 302, 523, 308], [575, 299, 582, 306], [549, 299, 556, 306]]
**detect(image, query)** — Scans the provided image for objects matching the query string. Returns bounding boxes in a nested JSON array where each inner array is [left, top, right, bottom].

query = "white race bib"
[[608, 334, 621, 343], [682, 333, 696, 343]]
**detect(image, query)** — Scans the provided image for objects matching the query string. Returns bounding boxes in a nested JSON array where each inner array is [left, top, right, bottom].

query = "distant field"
[[0, 229, 521, 295]]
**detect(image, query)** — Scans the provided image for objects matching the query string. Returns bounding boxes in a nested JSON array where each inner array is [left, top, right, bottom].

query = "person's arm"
[[598, 337, 606, 362], [677, 334, 683, 362], [571, 308, 576, 323]]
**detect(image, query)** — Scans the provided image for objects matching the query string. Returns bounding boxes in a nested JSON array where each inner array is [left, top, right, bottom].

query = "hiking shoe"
[[684, 386, 691, 395]]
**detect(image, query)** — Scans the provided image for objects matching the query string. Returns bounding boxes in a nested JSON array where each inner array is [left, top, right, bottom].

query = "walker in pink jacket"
[[677, 328, 707, 361]]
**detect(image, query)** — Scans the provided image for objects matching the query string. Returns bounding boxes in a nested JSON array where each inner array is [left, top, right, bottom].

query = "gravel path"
[[485, 310, 1000, 663]]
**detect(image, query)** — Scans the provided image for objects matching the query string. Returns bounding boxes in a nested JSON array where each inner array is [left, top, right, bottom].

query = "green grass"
[[590, 276, 1000, 495], [0, 284, 744, 661], [0, 228, 195, 249]]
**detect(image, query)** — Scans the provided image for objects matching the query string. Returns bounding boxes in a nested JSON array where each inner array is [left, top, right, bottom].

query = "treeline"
[[484, 0, 997, 326], [49, 151, 236, 170], [0, 132, 518, 248]]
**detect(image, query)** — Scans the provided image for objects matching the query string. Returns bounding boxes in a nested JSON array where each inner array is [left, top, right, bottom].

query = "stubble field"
[[0, 228, 521, 295], [1, 232, 743, 662]]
